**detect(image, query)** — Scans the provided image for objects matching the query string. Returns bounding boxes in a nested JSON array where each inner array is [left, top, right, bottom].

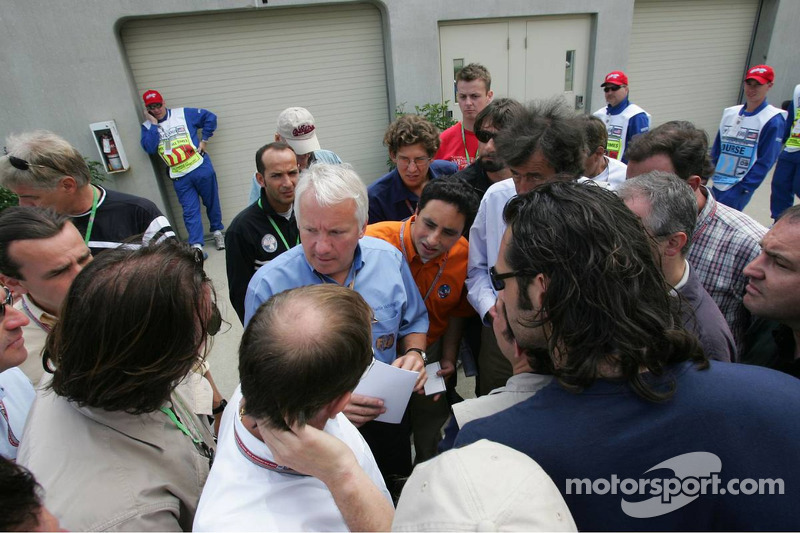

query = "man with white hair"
[[244, 163, 428, 495]]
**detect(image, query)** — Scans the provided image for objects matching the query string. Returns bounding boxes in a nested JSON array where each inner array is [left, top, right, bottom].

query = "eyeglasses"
[[475, 130, 497, 143], [396, 155, 431, 169], [490, 266, 537, 291], [1, 288, 12, 318], [146, 103, 163, 110], [603, 85, 625, 93]]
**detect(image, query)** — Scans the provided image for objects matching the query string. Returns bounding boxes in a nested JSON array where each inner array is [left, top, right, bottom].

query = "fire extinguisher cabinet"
[[90, 120, 130, 173]]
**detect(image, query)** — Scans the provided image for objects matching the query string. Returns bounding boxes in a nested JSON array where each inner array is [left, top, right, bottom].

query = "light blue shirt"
[[244, 236, 429, 364], [0, 367, 35, 460], [466, 178, 516, 322]]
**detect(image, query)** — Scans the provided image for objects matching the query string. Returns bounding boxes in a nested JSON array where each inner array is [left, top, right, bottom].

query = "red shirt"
[[435, 122, 478, 171], [366, 217, 475, 345]]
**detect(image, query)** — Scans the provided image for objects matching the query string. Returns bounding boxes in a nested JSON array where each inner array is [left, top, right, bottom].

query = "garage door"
[[121, 4, 389, 237], [627, 0, 759, 138]]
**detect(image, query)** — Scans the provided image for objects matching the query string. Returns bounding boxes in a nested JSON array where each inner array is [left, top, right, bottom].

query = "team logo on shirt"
[[375, 334, 395, 351], [261, 234, 278, 253], [437, 284, 451, 299]]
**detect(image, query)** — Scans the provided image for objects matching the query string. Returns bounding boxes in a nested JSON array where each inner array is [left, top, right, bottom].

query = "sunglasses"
[[603, 85, 624, 93], [207, 303, 222, 336], [146, 103, 163, 110], [490, 266, 537, 291], [0, 287, 12, 318], [475, 130, 497, 143], [5, 153, 60, 173]]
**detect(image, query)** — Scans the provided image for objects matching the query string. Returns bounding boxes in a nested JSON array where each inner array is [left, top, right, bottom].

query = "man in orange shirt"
[[366, 178, 478, 461]]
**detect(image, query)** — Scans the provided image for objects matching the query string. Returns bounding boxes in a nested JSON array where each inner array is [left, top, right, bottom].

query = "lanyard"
[[460, 123, 475, 165], [161, 405, 214, 467], [83, 186, 99, 245], [0, 399, 20, 448], [399, 219, 447, 301], [233, 423, 307, 476], [20, 297, 53, 333], [258, 198, 299, 250]]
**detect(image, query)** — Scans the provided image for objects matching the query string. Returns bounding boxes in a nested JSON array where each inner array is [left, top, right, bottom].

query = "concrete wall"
[[1, 0, 790, 212]]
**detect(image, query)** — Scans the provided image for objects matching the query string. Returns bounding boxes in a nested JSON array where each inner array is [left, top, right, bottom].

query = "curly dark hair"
[[0, 458, 44, 531], [45, 239, 216, 414], [383, 114, 440, 157], [502, 181, 707, 402]]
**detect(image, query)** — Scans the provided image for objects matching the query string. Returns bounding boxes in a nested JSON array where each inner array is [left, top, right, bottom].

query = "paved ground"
[[203, 175, 778, 400]]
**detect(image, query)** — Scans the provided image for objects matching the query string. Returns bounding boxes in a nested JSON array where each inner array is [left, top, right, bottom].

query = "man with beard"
[[452, 98, 526, 199]]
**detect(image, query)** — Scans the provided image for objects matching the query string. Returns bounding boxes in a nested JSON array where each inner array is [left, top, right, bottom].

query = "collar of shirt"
[[694, 185, 716, 233], [70, 185, 107, 219], [388, 167, 428, 202], [741, 99, 769, 117], [67, 388, 199, 451], [20, 294, 57, 331], [259, 187, 294, 220], [158, 108, 171, 124], [607, 96, 631, 115], [669, 260, 692, 295]]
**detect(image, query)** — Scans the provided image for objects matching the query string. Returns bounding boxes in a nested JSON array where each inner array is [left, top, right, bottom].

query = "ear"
[[326, 391, 352, 419], [0, 274, 27, 296], [686, 175, 702, 191], [389, 151, 397, 163], [593, 146, 606, 157], [528, 273, 547, 312], [358, 220, 367, 239], [59, 176, 79, 194], [274, 132, 282, 142], [255, 172, 266, 188], [663, 232, 688, 258], [487, 89, 494, 102]]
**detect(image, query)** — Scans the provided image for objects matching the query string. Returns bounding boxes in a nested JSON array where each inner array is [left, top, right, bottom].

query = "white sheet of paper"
[[353, 360, 419, 424], [424, 362, 446, 396]]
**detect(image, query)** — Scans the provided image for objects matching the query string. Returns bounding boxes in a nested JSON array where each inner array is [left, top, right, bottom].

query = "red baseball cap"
[[601, 71, 628, 87], [143, 90, 164, 105], [744, 65, 774, 85]]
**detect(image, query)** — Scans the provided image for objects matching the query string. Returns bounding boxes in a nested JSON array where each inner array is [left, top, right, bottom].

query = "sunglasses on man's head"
[[603, 85, 624, 93]]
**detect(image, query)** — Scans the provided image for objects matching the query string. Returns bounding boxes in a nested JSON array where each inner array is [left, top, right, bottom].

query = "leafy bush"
[[0, 157, 105, 213]]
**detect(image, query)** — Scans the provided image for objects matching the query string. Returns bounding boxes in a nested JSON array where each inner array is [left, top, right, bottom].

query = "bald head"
[[239, 285, 374, 430]]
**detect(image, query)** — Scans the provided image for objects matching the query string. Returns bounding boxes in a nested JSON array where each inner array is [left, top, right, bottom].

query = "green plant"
[[0, 157, 106, 213], [395, 101, 457, 132]]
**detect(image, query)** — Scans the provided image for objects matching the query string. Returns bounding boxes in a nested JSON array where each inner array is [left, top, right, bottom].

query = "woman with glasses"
[[0, 286, 35, 461], [367, 114, 458, 224], [17, 240, 218, 531]]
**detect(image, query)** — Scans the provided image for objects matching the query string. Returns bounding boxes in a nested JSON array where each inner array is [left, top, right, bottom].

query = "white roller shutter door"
[[121, 4, 389, 236], [628, 0, 759, 138]]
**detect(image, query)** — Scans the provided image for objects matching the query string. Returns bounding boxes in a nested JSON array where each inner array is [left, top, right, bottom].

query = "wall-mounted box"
[[90, 120, 130, 173]]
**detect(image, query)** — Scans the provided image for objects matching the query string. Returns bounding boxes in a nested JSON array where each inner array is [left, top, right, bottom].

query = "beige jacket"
[[18, 386, 215, 531]]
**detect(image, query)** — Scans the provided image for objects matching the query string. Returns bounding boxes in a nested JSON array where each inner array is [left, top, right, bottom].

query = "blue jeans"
[[173, 157, 223, 245], [770, 152, 800, 220]]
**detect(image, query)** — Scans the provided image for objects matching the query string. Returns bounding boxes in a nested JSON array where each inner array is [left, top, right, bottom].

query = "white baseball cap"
[[393, 440, 577, 532], [276, 107, 321, 155]]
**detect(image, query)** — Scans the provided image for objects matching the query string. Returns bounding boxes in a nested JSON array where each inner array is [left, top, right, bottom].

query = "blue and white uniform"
[[770, 84, 800, 219], [141, 107, 223, 246], [244, 236, 428, 364], [711, 100, 786, 211], [593, 96, 651, 164]]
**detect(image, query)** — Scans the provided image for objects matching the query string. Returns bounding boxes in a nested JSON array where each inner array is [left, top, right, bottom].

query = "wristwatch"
[[405, 347, 428, 364]]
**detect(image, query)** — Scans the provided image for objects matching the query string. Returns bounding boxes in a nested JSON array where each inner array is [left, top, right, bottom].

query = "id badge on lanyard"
[[160, 128, 172, 156]]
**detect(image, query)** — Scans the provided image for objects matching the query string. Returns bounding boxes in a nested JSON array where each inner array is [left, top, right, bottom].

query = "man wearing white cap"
[[248, 107, 342, 203], [711, 64, 787, 211], [593, 70, 651, 163]]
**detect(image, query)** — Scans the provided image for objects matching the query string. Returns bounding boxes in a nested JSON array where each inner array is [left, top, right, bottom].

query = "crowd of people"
[[0, 61, 799, 531]]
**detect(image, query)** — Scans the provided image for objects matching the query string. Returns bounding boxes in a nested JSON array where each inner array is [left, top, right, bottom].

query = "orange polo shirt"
[[366, 216, 475, 345]]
